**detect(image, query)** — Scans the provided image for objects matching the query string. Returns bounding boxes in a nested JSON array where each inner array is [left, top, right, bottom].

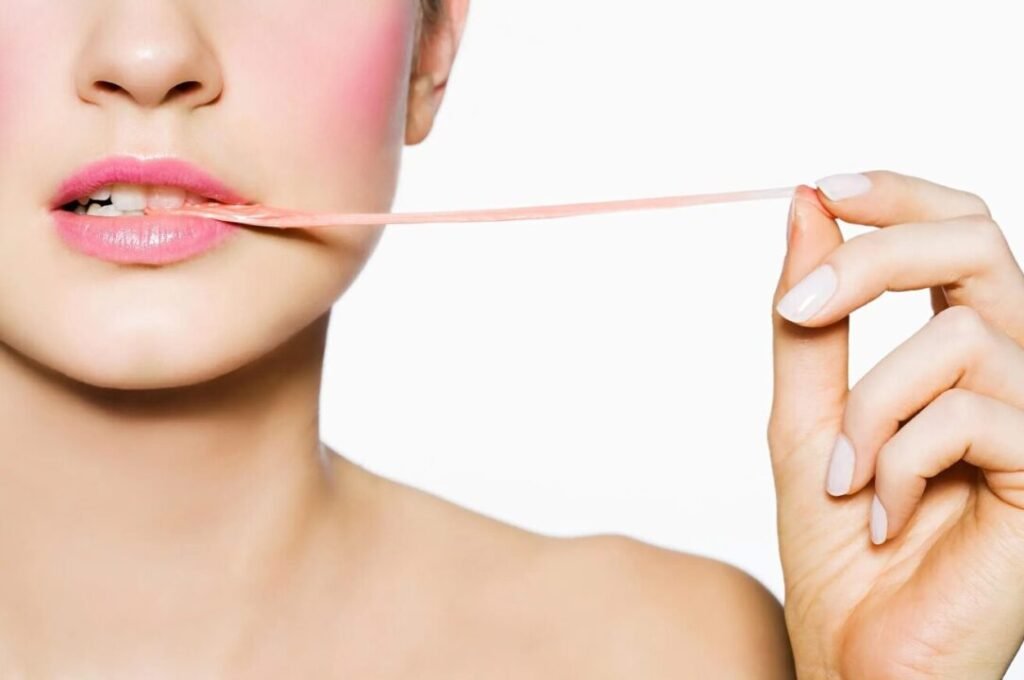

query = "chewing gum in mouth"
[[144, 185, 798, 229]]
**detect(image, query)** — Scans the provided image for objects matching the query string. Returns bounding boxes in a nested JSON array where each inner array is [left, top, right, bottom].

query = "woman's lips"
[[49, 155, 248, 209], [51, 211, 240, 265], [49, 155, 250, 265]]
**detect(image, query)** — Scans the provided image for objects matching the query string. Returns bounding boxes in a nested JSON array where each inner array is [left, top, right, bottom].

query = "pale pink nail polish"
[[870, 494, 888, 545], [826, 433, 855, 496], [815, 173, 872, 201], [776, 264, 838, 323]]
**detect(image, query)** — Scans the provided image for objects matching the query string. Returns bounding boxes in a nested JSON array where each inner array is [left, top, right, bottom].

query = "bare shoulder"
[[527, 533, 795, 679], [334, 459, 793, 678]]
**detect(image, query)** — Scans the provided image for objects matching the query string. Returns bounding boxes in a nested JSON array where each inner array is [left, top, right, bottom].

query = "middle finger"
[[824, 304, 1024, 497]]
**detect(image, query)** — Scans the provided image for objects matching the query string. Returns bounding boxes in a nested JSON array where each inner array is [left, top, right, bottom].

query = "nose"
[[75, 1, 223, 110]]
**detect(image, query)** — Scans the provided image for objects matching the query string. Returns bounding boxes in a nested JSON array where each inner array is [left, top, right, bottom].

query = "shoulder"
[[525, 533, 795, 679], [336, 461, 793, 678]]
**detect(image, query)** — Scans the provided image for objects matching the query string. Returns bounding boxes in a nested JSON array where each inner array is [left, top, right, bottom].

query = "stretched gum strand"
[[144, 185, 799, 229]]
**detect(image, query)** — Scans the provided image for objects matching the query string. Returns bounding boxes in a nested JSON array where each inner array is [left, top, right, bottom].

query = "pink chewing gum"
[[143, 186, 798, 229]]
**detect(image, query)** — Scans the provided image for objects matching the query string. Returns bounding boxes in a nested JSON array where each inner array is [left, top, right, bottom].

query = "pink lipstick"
[[49, 156, 251, 265]]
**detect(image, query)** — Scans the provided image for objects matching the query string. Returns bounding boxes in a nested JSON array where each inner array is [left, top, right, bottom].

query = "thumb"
[[769, 185, 849, 469]]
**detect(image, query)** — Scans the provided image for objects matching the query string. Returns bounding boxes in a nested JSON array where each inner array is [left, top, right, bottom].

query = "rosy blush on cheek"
[[317, 3, 416, 150], [235, 2, 417, 200]]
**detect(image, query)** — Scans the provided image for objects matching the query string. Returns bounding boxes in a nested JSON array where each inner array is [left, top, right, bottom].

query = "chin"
[[4, 312, 286, 393], [0, 216, 373, 393]]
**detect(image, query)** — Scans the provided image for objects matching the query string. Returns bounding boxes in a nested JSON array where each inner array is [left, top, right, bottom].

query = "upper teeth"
[[72, 184, 208, 216]]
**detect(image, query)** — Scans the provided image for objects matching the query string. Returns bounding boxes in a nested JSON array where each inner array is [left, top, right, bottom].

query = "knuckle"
[[871, 169, 898, 185], [961, 190, 993, 218], [843, 385, 871, 430], [932, 387, 978, 425], [766, 416, 784, 448], [932, 305, 990, 356], [767, 406, 799, 452], [875, 437, 906, 483], [961, 214, 1009, 268]]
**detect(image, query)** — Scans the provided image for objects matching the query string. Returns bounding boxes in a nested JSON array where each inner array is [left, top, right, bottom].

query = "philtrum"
[[144, 186, 799, 229]]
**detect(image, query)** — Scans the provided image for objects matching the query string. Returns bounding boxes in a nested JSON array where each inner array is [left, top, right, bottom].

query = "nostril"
[[89, 80, 207, 104], [168, 81, 202, 98], [95, 80, 123, 94]]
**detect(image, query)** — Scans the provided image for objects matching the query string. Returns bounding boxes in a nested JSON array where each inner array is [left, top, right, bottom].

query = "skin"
[[0, 1, 791, 677], [772, 173, 1024, 678]]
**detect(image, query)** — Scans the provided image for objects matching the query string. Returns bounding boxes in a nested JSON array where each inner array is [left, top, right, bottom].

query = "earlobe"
[[405, 73, 438, 146]]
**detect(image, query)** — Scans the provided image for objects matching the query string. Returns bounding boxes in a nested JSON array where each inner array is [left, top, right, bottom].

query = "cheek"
[[0, 63, 8, 148], [0, 7, 61, 153], [0, 32, 21, 150], [327, 4, 415, 146], [252, 3, 414, 153], [226, 2, 416, 211]]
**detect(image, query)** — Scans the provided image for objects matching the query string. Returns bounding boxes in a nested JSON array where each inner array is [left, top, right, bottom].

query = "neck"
[[0, 311, 339, 672]]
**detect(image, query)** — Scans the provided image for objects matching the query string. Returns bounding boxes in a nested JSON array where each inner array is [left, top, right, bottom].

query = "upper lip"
[[50, 155, 251, 209]]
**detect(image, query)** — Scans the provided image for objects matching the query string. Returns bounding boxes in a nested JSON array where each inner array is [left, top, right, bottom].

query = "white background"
[[322, 1, 1024, 674]]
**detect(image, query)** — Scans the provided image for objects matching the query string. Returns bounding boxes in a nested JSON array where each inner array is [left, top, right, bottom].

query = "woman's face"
[[0, 0, 432, 390]]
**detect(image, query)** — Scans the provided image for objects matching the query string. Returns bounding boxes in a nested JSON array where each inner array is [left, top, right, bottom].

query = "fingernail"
[[815, 173, 872, 201], [870, 494, 888, 545], [826, 433, 855, 496], [776, 264, 838, 323]]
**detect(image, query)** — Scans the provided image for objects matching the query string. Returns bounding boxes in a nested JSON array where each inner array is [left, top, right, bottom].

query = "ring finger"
[[872, 388, 1024, 543]]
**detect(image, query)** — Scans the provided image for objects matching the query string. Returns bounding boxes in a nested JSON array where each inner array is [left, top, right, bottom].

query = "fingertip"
[[775, 263, 839, 326], [793, 184, 821, 204], [791, 188, 841, 246], [801, 187, 836, 220], [814, 173, 874, 204], [786, 185, 815, 241], [825, 433, 856, 497]]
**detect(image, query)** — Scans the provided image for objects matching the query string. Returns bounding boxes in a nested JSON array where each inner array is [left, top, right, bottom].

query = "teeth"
[[85, 203, 144, 218], [147, 186, 186, 210], [87, 203, 119, 217], [110, 184, 147, 212], [70, 184, 217, 215]]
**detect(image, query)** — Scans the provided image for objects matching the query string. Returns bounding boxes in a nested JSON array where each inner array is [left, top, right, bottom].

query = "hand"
[[769, 170, 1024, 679]]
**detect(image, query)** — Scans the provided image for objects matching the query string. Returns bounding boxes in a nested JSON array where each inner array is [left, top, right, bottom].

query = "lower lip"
[[51, 211, 239, 265]]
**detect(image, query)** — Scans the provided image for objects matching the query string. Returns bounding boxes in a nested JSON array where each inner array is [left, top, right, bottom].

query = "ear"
[[405, 0, 470, 146]]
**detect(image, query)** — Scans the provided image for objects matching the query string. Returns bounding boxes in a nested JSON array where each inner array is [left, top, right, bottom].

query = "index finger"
[[814, 170, 991, 227]]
